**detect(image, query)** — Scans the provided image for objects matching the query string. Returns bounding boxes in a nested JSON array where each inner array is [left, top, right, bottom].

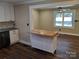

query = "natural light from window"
[[55, 9, 75, 28]]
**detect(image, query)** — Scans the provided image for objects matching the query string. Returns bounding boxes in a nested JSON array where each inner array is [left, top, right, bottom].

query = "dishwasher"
[[0, 31, 10, 48]]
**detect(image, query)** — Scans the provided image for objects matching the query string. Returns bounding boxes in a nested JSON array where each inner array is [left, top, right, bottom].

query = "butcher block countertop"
[[32, 29, 58, 37]]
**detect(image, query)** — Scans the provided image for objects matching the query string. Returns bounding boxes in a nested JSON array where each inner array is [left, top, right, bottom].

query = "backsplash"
[[0, 22, 15, 29]]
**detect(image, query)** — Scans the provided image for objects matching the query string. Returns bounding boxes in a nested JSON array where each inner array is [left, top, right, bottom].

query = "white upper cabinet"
[[10, 4, 15, 21], [0, 3, 15, 22], [0, 3, 5, 21], [4, 3, 11, 21]]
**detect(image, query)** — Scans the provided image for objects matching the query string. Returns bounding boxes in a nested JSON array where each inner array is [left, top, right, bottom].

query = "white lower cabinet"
[[31, 34, 57, 54], [9, 30, 19, 45]]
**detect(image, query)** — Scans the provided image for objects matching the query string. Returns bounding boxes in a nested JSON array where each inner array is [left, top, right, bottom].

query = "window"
[[55, 9, 75, 28]]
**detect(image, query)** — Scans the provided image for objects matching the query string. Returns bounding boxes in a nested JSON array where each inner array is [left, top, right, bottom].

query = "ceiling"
[[0, 0, 28, 2], [0, 0, 74, 5], [0, 0, 45, 3]]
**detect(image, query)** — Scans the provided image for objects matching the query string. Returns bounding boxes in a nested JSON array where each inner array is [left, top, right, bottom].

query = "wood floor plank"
[[0, 34, 79, 59]]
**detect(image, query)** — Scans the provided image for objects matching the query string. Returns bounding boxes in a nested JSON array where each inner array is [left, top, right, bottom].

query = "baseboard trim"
[[19, 40, 31, 46], [59, 32, 79, 36]]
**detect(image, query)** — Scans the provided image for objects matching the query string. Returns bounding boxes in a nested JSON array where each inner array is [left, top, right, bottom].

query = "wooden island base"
[[30, 29, 58, 54]]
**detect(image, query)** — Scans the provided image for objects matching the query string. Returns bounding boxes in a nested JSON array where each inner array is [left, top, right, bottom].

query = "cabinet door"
[[0, 3, 15, 22], [0, 4, 5, 21], [4, 4, 11, 21], [10, 30, 19, 45], [10, 4, 15, 21]]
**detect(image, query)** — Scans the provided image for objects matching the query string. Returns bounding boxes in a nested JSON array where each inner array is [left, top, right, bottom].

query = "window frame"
[[54, 9, 75, 29]]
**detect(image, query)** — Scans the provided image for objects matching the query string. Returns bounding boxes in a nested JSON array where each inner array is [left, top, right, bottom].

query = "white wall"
[[14, 4, 31, 45]]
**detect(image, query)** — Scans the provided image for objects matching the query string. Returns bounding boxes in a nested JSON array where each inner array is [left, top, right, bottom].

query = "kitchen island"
[[30, 29, 58, 54]]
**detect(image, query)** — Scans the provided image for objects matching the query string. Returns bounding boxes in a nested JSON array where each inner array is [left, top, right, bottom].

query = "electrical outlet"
[[27, 24, 29, 26]]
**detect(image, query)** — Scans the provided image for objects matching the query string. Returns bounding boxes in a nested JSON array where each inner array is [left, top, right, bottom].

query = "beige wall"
[[31, 9, 40, 29], [14, 4, 31, 45], [33, 9, 79, 34], [39, 10, 55, 31]]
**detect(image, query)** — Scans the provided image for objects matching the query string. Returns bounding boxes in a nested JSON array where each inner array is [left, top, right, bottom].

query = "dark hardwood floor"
[[0, 34, 79, 59]]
